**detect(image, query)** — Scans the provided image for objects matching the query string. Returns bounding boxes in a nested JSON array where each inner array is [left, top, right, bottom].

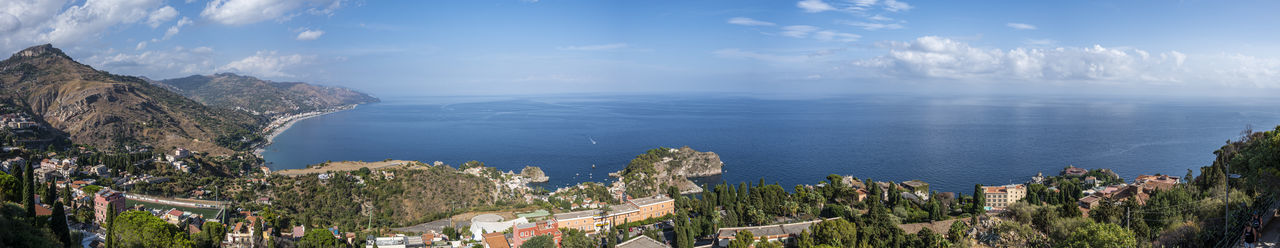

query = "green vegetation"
[[0, 202, 62, 247], [271, 164, 506, 230], [298, 228, 342, 248], [523, 235, 556, 248], [108, 210, 195, 248]]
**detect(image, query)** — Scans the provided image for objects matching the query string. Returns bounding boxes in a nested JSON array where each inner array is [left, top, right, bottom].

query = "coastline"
[[253, 104, 360, 155]]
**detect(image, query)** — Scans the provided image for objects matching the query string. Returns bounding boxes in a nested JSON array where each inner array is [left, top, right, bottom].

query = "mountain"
[[618, 146, 724, 197], [0, 44, 265, 154], [156, 73, 379, 116]]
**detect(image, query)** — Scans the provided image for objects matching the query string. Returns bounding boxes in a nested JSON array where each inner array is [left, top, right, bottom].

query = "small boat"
[[589, 137, 597, 145], [591, 164, 596, 169]]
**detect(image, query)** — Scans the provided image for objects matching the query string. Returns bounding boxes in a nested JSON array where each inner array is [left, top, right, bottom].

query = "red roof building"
[[512, 220, 561, 248]]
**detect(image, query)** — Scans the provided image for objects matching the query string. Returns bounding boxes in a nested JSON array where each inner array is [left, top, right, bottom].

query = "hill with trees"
[[156, 73, 379, 116]]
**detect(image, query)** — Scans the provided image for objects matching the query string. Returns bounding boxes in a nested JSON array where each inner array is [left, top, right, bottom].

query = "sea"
[[261, 94, 1280, 194]]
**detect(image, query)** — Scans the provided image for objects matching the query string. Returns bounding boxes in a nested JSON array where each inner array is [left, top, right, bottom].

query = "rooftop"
[[617, 235, 668, 248], [553, 209, 601, 220]]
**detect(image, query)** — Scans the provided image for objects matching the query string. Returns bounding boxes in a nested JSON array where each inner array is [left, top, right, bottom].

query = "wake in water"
[[589, 137, 597, 144]]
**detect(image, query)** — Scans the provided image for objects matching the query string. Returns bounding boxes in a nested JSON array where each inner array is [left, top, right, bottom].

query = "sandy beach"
[[253, 104, 358, 155]]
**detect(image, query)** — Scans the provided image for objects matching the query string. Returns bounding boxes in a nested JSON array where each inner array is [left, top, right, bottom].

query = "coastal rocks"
[[521, 166, 550, 182], [617, 146, 724, 198]]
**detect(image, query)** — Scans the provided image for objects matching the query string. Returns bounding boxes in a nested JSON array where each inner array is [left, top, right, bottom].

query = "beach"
[[254, 104, 358, 155]]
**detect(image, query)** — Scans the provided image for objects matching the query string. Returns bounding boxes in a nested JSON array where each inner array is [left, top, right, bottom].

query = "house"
[[225, 221, 257, 248], [1084, 176, 1099, 187], [163, 209, 186, 225], [1061, 165, 1088, 177], [511, 220, 561, 248], [1, 157, 25, 173], [982, 184, 1027, 210], [94, 188, 126, 224], [900, 180, 930, 193], [166, 148, 192, 162], [617, 235, 668, 248], [482, 232, 510, 248], [854, 188, 868, 202], [716, 219, 826, 247], [1078, 195, 1103, 210]]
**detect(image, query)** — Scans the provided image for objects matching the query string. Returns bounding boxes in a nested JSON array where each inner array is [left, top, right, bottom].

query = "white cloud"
[[135, 41, 147, 50], [780, 25, 819, 38], [727, 17, 775, 26], [797, 0, 836, 13], [883, 0, 912, 12], [0, 0, 192, 52], [295, 28, 324, 40], [841, 21, 904, 30], [813, 30, 860, 42], [868, 14, 892, 21], [851, 36, 1280, 88], [713, 49, 808, 64], [1006, 22, 1037, 30], [558, 43, 629, 51], [777, 25, 858, 42], [84, 45, 219, 78], [201, 0, 345, 25], [218, 50, 313, 77], [41, 0, 168, 46], [163, 17, 193, 40], [146, 6, 177, 28]]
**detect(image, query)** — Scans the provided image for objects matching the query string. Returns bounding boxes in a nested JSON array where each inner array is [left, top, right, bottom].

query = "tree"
[[947, 220, 968, 243], [0, 172, 17, 202], [106, 202, 116, 248], [1061, 222, 1135, 248], [971, 184, 985, 216], [606, 228, 618, 248], [23, 162, 34, 217], [43, 182, 56, 207], [194, 222, 227, 248], [727, 230, 754, 248], [50, 201, 71, 247], [1059, 202, 1081, 218], [523, 235, 556, 248], [808, 218, 857, 247], [298, 228, 342, 248], [0, 202, 62, 248], [560, 228, 596, 248], [111, 211, 194, 248]]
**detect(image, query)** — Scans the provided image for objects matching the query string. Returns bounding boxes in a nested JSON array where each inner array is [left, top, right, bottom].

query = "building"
[[900, 180, 929, 193], [553, 194, 676, 234], [482, 232, 510, 248], [617, 235, 668, 248], [94, 188, 126, 224], [1061, 165, 1087, 176], [225, 221, 257, 248], [511, 220, 562, 248], [163, 209, 186, 225], [715, 219, 826, 247], [366, 235, 427, 248], [982, 184, 1026, 210], [166, 148, 192, 162]]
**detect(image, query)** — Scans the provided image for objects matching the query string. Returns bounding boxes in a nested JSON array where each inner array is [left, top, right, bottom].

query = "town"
[[2, 133, 1274, 248]]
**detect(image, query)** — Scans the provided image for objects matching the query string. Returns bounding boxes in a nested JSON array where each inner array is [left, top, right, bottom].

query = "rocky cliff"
[[520, 166, 549, 182], [0, 44, 264, 154], [156, 73, 379, 116], [618, 146, 723, 197]]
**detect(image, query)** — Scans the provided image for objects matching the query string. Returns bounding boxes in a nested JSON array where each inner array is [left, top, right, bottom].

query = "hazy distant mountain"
[[156, 73, 379, 116], [0, 44, 265, 154]]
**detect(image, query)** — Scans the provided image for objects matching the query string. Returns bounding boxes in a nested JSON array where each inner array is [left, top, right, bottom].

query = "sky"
[[2, 0, 1280, 98]]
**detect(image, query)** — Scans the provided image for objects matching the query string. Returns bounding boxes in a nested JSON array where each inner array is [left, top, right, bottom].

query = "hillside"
[[156, 73, 379, 115], [0, 44, 265, 154], [619, 146, 724, 197]]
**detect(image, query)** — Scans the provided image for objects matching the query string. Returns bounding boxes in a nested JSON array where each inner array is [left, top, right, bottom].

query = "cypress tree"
[[11, 162, 23, 202], [51, 201, 71, 247], [106, 202, 116, 248], [971, 184, 986, 216], [44, 181, 56, 205], [23, 162, 34, 217]]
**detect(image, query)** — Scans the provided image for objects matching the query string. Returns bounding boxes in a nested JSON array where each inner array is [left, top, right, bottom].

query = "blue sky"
[[3, 0, 1280, 97]]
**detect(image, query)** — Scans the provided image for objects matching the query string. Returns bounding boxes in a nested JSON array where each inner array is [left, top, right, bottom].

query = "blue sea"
[[261, 95, 1280, 194]]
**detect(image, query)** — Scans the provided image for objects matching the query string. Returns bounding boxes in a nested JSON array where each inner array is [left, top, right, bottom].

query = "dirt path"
[[898, 218, 965, 235]]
